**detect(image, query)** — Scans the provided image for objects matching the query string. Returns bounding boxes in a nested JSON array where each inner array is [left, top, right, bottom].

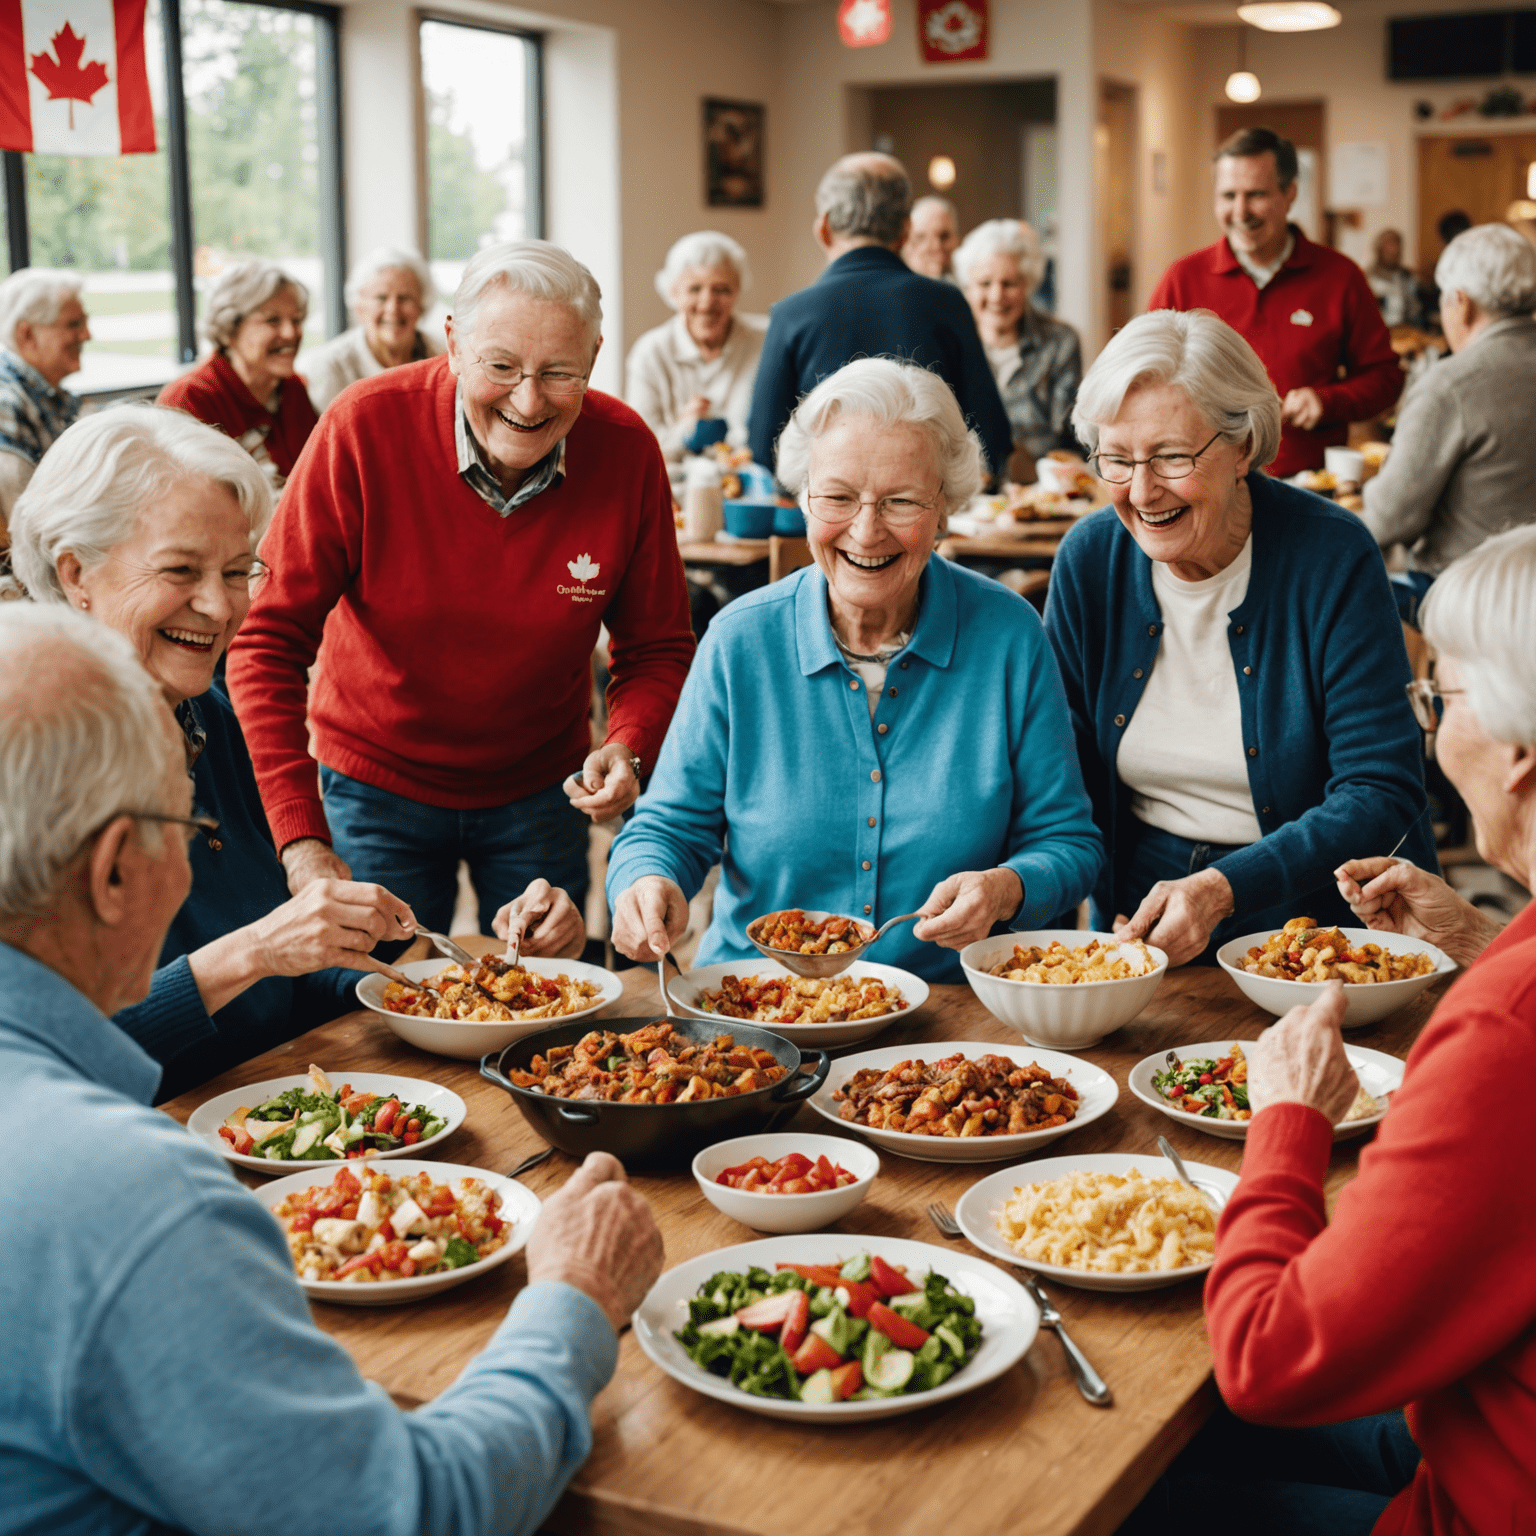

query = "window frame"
[[2, 0, 346, 374]]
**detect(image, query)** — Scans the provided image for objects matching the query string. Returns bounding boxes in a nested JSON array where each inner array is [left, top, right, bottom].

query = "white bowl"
[[1127, 1039, 1405, 1142], [807, 1040, 1118, 1163], [187, 1071, 467, 1175], [1216, 927, 1456, 1028], [251, 1159, 542, 1307], [954, 1152, 1239, 1292], [356, 956, 625, 1059], [691, 1133, 880, 1233], [664, 959, 928, 1048], [959, 931, 1168, 1050], [633, 1232, 1038, 1421]]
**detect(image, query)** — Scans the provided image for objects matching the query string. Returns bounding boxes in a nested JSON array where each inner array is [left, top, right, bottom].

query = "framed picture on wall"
[[704, 98, 764, 207]]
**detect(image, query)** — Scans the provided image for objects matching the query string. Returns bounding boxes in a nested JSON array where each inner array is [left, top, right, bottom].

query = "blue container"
[[772, 502, 807, 536], [724, 500, 775, 538], [736, 462, 777, 501], [683, 417, 729, 454]]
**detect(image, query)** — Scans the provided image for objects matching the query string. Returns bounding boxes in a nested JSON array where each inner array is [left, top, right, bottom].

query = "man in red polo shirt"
[[1148, 127, 1401, 478]]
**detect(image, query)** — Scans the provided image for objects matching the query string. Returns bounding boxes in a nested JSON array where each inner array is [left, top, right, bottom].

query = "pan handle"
[[481, 1052, 603, 1124], [555, 1102, 602, 1125], [770, 1048, 830, 1104]]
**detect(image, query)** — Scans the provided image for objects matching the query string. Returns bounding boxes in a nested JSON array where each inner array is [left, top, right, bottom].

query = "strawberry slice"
[[791, 1333, 843, 1375], [870, 1255, 919, 1299], [736, 1292, 802, 1330], [779, 1288, 810, 1355]]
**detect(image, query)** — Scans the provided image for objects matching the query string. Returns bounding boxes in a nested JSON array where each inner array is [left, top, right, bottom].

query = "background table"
[[162, 954, 1450, 1536]]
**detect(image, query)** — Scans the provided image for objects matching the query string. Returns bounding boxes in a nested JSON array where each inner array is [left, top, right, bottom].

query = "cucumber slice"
[[697, 1315, 740, 1338], [809, 1306, 853, 1357], [799, 1368, 836, 1404], [838, 1254, 872, 1283], [866, 1346, 915, 1391], [935, 1323, 966, 1358]]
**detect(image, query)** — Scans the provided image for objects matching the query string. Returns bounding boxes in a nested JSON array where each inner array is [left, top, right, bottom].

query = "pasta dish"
[[383, 961, 600, 1021], [699, 973, 907, 1024], [1237, 918, 1435, 983]]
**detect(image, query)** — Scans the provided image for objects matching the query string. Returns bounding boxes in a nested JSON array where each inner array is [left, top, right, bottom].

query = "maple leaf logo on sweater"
[[567, 554, 600, 581]]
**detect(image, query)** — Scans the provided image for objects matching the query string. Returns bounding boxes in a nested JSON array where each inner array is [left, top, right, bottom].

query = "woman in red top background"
[[1129, 522, 1536, 1535], [158, 258, 319, 492]]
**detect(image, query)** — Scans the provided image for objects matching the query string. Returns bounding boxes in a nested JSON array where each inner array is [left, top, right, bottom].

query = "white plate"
[[955, 1152, 1240, 1292], [1128, 1040, 1405, 1142], [664, 959, 928, 1047], [1216, 927, 1455, 1029], [356, 956, 625, 1060], [632, 1232, 1038, 1421], [806, 1040, 1118, 1163], [251, 1159, 541, 1307], [188, 1072, 467, 1175]]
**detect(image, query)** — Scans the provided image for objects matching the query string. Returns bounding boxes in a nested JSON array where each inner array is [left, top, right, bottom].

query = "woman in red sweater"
[[1131, 523, 1536, 1535]]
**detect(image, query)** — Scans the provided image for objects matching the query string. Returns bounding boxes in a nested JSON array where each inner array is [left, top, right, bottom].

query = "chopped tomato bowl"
[[716, 1151, 860, 1194]]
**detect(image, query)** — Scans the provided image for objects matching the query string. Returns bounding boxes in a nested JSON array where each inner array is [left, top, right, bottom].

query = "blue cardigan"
[[1043, 474, 1438, 928], [746, 246, 1013, 480], [114, 685, 361, 1102], [605, 554, 1104, 983]]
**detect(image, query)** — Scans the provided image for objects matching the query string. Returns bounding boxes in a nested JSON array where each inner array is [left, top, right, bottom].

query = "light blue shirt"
[[606, 554, 1103, 982], [0, 940, 617, 1536]]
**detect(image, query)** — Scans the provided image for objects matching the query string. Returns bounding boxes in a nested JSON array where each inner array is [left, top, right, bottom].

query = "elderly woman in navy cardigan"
[[1045, 309, 1437, 965], [10, 407, 584, 1100]]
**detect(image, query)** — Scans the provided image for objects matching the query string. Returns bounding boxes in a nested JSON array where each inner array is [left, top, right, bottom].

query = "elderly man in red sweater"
[[1148, 128, 1401, 479], [225, 240, 694, 948]]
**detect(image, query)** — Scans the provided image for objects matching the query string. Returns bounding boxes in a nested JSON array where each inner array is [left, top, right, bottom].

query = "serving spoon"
[[745, 908, 924, 979], [1157, 1134, 1228, 1213]]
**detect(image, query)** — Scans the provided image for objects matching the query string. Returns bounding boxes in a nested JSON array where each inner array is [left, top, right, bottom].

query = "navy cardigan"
[[1044, 474, 1438, 927], [114, 685, 361, 1103]]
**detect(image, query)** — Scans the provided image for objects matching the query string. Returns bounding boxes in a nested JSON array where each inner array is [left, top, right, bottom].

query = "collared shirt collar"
[[0, 940, 162, 1103], [175, 694, 207, 769], [668, 312, 704, 364], [453, 379, 568, 516], [793, 552, 959, 679], [1214, 223, 1310, 280], [1230, 229, 1296, 289]]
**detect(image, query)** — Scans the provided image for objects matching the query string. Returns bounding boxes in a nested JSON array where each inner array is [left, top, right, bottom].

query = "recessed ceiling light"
[[1225, 70, 1263, 103], [1237, 3, 1343, 32], [928, 155, 957, 190]]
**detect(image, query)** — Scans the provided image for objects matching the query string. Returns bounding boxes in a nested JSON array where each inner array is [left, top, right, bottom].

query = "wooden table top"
[[161, 951, 1450, 1536], [677, 537, 769, 565], [938, 525, 1072, 561]]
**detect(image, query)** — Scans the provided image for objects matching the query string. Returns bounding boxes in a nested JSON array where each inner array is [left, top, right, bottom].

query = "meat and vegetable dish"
[[832, 1052, 1079, 1138], [506, 1021, 789, 1103], [748, 910, 874, 956], [1237, 918, 1436, 983], [382, 961, 600, 1021], [699, 973, 907, 1024]]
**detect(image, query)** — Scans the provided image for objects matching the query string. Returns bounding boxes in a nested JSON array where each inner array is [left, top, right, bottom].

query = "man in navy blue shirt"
[[747, 153, 1012, 482]]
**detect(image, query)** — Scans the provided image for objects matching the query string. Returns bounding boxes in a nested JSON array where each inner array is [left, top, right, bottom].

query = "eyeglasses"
[[1406, 678, 1465, 734], [805, 491, 942, 530], [1089, 431, 1223, 485], [79, 809, 222, 856], [469, 353, 591, 399]]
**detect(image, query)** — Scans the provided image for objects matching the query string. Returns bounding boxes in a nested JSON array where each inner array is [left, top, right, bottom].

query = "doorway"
[[1417, 133, 1536, 279], [1099, 81, 1136, 335]]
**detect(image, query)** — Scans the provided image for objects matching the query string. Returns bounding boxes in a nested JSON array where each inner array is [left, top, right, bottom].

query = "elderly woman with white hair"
[[157, 257, 318, 490], [0, 268, 90, 539], [606, 357, 1102, 979], [303, 246, 443, 413], [1363, 223, 1536, 626], [1045, 309, 1435, 966], [954, 218, 1082, 475], [624, 231, 765, 464]]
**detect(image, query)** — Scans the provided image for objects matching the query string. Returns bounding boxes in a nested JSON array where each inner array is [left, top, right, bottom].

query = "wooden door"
[[1099, 80, 1136, 333], [1417, 133, 1536, 279]]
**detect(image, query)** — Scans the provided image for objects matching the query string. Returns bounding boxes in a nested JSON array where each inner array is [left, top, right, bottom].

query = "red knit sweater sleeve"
[[1206, 967, 1536, 1429], [1311, 261, 1403, 425]]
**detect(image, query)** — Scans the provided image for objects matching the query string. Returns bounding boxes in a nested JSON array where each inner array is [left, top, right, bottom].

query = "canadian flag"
[[0, 0, 155, 155]]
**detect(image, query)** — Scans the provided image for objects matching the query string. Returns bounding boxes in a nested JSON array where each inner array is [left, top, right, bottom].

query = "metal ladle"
[[745, 908, 924, 979]]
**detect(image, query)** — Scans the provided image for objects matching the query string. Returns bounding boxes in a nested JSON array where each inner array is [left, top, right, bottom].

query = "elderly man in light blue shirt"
[[0, 603, 662, 1536]]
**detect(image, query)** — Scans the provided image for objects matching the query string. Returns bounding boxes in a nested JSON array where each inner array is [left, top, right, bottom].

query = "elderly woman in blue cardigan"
[[10, 406, 584, 1100], [1045, 309, 1437, 966], [606, 358, 1103, 980]]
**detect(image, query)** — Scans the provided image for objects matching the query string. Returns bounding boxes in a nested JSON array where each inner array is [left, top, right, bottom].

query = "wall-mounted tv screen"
[[1388, 10, 1529, 80]]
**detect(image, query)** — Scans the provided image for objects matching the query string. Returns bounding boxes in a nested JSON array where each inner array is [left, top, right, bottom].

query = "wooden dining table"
[[161, 948, 1451, 1536]]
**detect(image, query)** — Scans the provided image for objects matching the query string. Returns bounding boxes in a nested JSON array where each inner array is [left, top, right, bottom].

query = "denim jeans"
[[1120, 1403, 1419, 1535], [319, 768, 589, 949]]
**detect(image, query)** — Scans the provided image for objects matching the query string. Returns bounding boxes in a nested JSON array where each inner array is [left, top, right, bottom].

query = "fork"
[[414, 927, 504, 1004], [507, 1146, 554, 1180], [926, 1202, 1113, 1407]]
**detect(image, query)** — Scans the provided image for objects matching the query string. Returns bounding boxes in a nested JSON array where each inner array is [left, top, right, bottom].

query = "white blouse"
[[624, 312, 766, 460]]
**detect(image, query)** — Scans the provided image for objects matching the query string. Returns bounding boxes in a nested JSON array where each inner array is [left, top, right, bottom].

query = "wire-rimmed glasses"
[[1405, 679, 1465, 734], [469, 353, 591, 398], [1089, 431, 1223, 485], [804, 490, 942, 530]]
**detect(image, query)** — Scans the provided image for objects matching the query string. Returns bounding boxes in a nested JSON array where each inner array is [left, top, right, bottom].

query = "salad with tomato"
[[217, 1065, 449, 1161], [673, 1252, 982, 1403], [1152, 1046, 1251, 1121]]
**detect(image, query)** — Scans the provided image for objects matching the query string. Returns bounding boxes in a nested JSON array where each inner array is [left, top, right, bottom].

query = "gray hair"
[[952, 217, 1046, 292], [453, 239, 602, 343], [776, 357, 986, 504], [654, 231, 751, 305], [199, 259, 309, 351], [911, 195, 957, 226], [0, 268, 85, 351], [815, 154, 912, 246], [1435, 224, 1536, 320], [344, 245, 435, 313], [0, 604, 182, 920], [1421, 523, 1536, 749], [10, 405, 272, 605], [1072, 308, 1283, 471]]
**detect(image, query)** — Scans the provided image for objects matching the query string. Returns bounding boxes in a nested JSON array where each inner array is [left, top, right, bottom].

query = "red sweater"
[[1147, 228, 1403, 477], [157, 351, 318, 478], [1206, 899, 1536, 1536], [224, 357, 694, 850]]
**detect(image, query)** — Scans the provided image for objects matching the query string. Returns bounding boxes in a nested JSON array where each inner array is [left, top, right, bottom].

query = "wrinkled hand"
[[1115, 868, 1233, 966], [611, 876, 689, 962], [565, 742, 641, 824], [246, 878, 415, 980], [913, 868, 1023, 950], [1249, 982, 1359, 1123], [1335, 857, 1497, 969], [279, 837, 351, 896], [526, 1152, 664, 1333], [1280, 387, 1325, 431], [493, 878, 586, 960]]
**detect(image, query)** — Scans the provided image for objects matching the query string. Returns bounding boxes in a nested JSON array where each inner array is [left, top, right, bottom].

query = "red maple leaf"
[[30, 24, 111, 132]]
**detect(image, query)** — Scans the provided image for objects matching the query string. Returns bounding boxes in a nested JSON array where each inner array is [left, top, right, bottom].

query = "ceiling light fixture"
[[1225, 23, 1261, 104], [1237, 3, 1342, 32], [928, 155, 957, 190]]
